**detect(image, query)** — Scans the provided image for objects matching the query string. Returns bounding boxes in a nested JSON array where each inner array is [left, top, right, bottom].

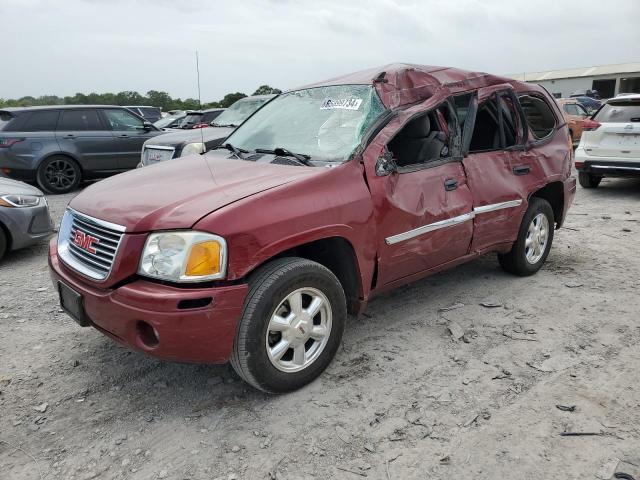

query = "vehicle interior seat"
[[389, 114, 445, 167]]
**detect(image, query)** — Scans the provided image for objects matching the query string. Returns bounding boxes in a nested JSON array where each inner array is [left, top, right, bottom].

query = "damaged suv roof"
[[301, 63, 542, 109]]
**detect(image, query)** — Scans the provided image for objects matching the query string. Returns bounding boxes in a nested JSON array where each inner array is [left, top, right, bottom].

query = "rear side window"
[[518, 95, 556, 139], [0, 112, 14, 130], [140, 107, 159, 117], [22, 110, 60, 132], [58, 109, 105, 131], [201, 111, 223, 123], [594, 101, 640, 123]]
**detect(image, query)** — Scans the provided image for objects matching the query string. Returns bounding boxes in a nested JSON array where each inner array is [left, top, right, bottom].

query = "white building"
[[509, 62, 640, 99]]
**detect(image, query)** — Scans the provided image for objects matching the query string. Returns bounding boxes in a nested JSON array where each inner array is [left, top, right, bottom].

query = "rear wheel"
[[498, 198, 554, 276], [0, 228, 7, 261], [37, 156, 81, 194], [230, 257, 346, 393], [578, 171, 601, 189]]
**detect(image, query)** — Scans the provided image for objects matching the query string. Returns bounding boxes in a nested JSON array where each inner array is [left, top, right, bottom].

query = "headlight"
[[180, 142, 206, 157], [138, 231, 227, 282], [0, 194, 40, 208]]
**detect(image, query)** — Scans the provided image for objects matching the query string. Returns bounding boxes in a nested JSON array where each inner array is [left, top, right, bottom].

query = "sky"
[[3, 0, 639, 102]]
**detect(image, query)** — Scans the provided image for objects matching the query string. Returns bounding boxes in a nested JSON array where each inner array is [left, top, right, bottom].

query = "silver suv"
[[0, 105, 164, 194]]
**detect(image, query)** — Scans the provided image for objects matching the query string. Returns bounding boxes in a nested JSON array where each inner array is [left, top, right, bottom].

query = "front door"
[[100, 108, 160, 170], [55, 109, 117, 173], [461, 86, 530, 252], [364, 97, 474, 286]]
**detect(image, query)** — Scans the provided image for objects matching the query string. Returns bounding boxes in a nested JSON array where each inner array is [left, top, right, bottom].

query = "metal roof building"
[[508, 62, 640, 99]]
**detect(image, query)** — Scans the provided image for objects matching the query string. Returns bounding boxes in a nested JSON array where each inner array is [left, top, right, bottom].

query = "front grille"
[[142, 146, 175, 165], [58, 209, 126, 281]]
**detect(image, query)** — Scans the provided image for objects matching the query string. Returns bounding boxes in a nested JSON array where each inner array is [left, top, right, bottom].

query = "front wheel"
[[230, 257, 346, 393], [578, 171, 601, 188], [498, 198, 554, 276]]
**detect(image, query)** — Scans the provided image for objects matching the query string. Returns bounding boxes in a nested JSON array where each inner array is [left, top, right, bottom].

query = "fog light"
[[137, 321, 159, 348]]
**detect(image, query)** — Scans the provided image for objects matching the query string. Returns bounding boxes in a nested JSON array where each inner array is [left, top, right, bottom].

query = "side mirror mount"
[[376, 150, 398, 176], [142, 121, 154, 131]]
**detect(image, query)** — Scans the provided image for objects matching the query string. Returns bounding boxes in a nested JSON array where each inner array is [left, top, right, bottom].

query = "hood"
[[144, 126, 235, 147], [69, 152, 320, 232], [0, 177, 44, 196]]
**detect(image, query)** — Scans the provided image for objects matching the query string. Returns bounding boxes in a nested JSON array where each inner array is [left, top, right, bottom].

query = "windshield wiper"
[[255, 147, 313, 166], [211, 123, 237, 128], [214, 143, 249, 159]]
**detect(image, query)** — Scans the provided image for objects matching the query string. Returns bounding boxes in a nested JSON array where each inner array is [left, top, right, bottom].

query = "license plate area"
[[58, 282, 90, 327]]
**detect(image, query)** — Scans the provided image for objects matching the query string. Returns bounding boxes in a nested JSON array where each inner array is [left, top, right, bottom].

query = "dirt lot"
[[1, 176, 639, 480]]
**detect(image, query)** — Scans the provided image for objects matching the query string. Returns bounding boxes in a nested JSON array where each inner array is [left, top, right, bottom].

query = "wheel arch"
[[0, 218, 12, 252], [529, 181, 564, 228], [36, 152, 84, 173], [247, 236, 364, 315]]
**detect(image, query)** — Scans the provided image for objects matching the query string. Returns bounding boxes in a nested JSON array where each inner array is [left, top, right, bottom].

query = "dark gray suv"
[[0, 105, 164, 194]]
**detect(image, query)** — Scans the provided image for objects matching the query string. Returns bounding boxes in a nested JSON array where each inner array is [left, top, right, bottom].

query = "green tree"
[[218, 92, 247, 108], [252, 85, 282, 95], [147, 90, 173, 111]]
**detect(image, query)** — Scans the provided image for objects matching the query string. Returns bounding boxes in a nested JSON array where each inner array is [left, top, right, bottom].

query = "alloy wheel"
[[45, 159, 77, 191], [265, 287, 332, 373], [525, 213, 549, 264]]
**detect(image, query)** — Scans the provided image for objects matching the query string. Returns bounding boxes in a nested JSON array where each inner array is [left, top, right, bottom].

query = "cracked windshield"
[[224, 85, 386, 162]]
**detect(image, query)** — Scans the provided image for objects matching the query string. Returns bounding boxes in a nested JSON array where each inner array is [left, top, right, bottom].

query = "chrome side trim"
[[473, 199, 522, 214], [384, 199, 523, 246], [591, 165, 640, 171], [385, 212, 475, 245]]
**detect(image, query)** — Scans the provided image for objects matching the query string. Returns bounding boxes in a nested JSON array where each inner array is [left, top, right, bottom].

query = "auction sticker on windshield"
[[321, 98, 363, 110]]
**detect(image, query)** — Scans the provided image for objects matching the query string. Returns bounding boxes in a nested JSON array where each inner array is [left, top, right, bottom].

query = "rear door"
[[55, 109, 117, 173], [461, 85, 530, 252], [584, 98, 640, 159], [364, 96, 474, 286], [100, 108, 161, 169]]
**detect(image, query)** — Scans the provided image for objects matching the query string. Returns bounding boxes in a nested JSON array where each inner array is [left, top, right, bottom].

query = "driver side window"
[[387, 106, 452, 169], [103, 109, 144, 131]]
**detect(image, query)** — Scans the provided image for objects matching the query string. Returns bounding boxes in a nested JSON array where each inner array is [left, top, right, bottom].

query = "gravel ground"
[[1, 175, 639, 480]]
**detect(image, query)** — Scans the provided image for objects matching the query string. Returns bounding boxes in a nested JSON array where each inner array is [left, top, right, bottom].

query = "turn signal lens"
[[185, 241, 222, 277]]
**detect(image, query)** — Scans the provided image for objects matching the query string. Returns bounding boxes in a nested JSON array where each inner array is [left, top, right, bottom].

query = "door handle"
[[62, 134, 76, 139], [444, 178, 458, 191], [513, 165, 531, 176], [118, 134, 129, 138]]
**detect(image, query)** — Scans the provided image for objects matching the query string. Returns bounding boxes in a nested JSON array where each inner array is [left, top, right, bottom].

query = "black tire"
[[498, 198, 555, 277], [578, 171, 601, 189], [37, 155, 82, 194], [0, 228, 7, 261], [230, 257, 347, 393]]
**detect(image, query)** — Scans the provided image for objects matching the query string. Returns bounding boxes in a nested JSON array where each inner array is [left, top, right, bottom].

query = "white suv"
[[574, 94, 640, 188]]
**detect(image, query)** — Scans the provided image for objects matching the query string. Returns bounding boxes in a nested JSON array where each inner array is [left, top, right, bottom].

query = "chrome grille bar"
[[57, 208, 126, 281]]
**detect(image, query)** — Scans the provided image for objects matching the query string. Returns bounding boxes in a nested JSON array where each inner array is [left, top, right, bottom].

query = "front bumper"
[[49, 240, 248, 364], [0, 200, 53, 250]]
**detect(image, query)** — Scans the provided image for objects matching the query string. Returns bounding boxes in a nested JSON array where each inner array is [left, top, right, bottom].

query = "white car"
[[575, 94, 640, 188]]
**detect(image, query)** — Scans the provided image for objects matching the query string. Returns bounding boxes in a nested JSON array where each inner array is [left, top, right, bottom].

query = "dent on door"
[[363, 93, 475, 285]]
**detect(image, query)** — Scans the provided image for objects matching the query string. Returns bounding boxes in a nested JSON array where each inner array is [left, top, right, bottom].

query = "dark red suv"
[[49, 64, 575, 393]]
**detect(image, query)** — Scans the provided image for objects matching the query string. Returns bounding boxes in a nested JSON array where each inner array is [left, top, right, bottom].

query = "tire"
[[0, 228, 7, 261], [37, 155, 82, 194], [498, 198, 554, 277], [578, 171, 601, 189], [230, 257, 347, 393]]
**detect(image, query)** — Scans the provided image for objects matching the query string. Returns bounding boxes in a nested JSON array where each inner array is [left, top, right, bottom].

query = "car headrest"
[[402, 115, 431, 139]]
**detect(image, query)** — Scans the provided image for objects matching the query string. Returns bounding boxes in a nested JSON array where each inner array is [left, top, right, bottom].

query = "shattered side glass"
[[224, 85, 386, 163]]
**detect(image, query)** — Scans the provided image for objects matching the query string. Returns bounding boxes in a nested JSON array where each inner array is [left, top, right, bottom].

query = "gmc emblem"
[[73, 230, 99, 254]]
